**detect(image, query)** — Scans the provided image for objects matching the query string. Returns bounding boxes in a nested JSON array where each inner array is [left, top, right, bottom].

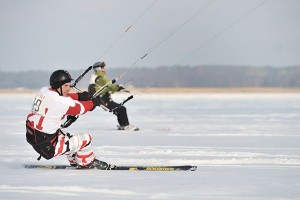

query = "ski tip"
[[191, 166, 197, 171]]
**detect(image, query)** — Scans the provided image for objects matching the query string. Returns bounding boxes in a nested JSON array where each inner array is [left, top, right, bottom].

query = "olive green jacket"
[[94, 71, 120, 96]]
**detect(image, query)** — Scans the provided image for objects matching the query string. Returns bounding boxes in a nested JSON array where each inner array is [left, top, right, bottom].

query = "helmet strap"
[[56, 86, 63, 96]]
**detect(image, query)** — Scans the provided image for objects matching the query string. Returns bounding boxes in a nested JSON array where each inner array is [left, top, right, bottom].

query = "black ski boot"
[[93, 159, 116, 170], [76, 159, 116, 170]]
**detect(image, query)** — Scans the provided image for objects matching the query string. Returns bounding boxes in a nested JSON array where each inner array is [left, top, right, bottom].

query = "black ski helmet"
[[93, 61, 106, 72], [49, 69, 73, 89]]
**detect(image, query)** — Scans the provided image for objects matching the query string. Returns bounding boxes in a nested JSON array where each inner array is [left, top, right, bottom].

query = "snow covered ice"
[[0, 92, 300, 199]]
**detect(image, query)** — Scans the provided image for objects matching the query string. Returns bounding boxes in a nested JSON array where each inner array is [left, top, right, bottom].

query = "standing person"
[[26, 69, 115, 170], [88, 61, 139, 131]]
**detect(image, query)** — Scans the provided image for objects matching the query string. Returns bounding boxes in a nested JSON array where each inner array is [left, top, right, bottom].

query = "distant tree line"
[[0, 65, 300, 89]]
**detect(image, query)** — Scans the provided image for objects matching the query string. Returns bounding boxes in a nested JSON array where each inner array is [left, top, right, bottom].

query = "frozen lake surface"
[[0, 92, 300, 199]]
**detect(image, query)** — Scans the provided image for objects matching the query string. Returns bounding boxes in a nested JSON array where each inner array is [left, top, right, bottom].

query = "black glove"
[[61, 115, 78, 128], [91, 96, 102, 110], [117, 84, 130, 92], [78, 91, 92, 101], [118, 85, 124, 91], [118, 84, 128, 92]]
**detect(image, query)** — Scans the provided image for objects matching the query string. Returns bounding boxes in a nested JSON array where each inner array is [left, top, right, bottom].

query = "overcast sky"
[[0, 0, 299, 72]]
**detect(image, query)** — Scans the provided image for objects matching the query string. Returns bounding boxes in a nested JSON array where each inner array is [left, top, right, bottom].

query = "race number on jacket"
[[27, 87, 91, 134]]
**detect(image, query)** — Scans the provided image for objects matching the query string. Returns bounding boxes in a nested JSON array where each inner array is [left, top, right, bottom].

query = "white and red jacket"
[[27, 87, 94, 134]]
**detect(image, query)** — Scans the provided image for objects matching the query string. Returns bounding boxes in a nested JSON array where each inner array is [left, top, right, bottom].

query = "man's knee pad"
[[68, 133, 92, 153]]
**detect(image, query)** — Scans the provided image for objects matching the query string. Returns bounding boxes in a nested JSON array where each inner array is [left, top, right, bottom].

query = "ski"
[[24, 164, 197, 171], [115, 165, 196, 171]]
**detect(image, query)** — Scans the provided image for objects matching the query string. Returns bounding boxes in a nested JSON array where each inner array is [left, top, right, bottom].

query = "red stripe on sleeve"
[[66, 100, 94, 115], [68, 93, 79, 100]]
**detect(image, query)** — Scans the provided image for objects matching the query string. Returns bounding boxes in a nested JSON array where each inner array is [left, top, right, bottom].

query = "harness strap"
[[37, 155, 42, 161]]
